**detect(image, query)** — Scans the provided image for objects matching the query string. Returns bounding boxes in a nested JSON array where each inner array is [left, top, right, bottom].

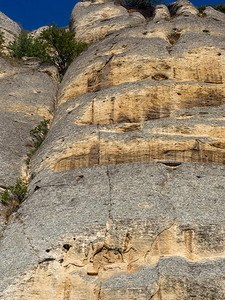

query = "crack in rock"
[[106, 166, 113, 220], [144, 219, 177, 260]]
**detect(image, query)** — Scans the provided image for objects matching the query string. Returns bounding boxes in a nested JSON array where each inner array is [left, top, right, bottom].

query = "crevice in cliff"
[[149, 277, 161, 300], [144, 220, 176, 260], [38, 257, 55, 264], [150, 285, 160, 300], [167, 31, 181, 46], [97, 125, 100, 165], [106, 165, 113, 220], [0, 185, 7, 189], [98, 281, 102, 300], [88, 55, 114, 94], [123, 4, 155, 19]]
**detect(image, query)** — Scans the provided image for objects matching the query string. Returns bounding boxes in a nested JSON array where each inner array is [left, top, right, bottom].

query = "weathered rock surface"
[[51, 0, 225, 175], [0, 57, 58, 187], [0, 57, 58, 231], [60, 14, 225, 104], [30, 26, 48, 38], [0, 1, 225, 299], [0, 11, 21, 46], [169, 0, 199, 16], [153, 4, 170, 21], [69, 0, 145, 43], [0, 162, 225, 299], [204, 5, 225, 22], [30, 99, 225, 175]]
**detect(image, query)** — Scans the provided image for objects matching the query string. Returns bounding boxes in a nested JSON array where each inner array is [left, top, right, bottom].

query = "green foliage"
[[115, 0, 163, 8], [0, 31, 4, 55], [8, 24, 88, 77], [39, 23, 88, 76], [30, 119, 50, 149], [213, 2, 225, 13], [8, 33, 48, 60], [198, 3, 225, 14], [1, 178, 28, 207], [26, 119, 50, 165], [197, 5, 207, 13]]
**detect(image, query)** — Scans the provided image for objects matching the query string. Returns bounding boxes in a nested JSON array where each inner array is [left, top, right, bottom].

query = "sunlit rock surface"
[[0, 1, 224, 299], [0, 11, 21, 46]]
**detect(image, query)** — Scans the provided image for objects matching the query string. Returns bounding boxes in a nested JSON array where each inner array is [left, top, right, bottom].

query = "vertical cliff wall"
[[0, 1, 224, 299]]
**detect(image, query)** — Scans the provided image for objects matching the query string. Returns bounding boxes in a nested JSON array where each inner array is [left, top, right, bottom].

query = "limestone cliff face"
[[0, 1, 225, 299], [0, 11, 21, 47], [36, 0, 225, 172], [0, 57, 58, 231]]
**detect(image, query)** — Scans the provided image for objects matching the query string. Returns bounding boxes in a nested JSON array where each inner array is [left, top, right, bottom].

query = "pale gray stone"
[[0, 11, 21, 45]]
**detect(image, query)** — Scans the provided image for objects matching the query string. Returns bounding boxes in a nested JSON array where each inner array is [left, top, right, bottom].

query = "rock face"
[[0, 57, 58, 187], [0, 1, 225, 299], [46, 0, 225, 172], [69, 0, 145, 43], [0, 57, 58, 230], [0, 11, 21, 46], [1, 163, 225, 299]]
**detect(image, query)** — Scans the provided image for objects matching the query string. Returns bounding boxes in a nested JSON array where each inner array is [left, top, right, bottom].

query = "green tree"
[[8, 25, 87, 77], [39, 24, 87, 76], [213, 2, 225, 13], [198, 2, 225, 14], [8, 32, 48, 60], [30, 118, 50, 149]]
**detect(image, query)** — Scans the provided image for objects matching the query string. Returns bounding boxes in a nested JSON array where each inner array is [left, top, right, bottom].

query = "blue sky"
[[0, 0, 224, 31]]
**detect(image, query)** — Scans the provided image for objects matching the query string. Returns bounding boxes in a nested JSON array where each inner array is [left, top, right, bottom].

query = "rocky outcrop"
[[0, 57, 58, 187], [69, 0, 145, 43], [30, 26, 48, 38], [0, 1, 224, 299], [0, 11, 21, 46], [0, 57, 58, 231], [1, 163, 225, 299], [46, 0, 225, 172]]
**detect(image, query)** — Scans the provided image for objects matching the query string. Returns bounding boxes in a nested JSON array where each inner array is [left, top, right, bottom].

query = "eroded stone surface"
[[168, 0, 199, 17], [0, 162, 224, 298], [0, 57, 58, 187], [0, 1, 225, 299], [0, 11, 21, 46], [30, 89, 225, 175], [69, 1, 145, 43], [59, 23, 225, 105]]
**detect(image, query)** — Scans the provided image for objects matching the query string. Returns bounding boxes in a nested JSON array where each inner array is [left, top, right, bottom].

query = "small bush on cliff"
[[198, 3, 225, 14], [8, 24, 87, 77], [26, 119, 50, 165], [0, 31, 4, 55], [30, 118, 50, 149], [1, 178, 28, 218], [8, 33, 48, 60], [215, 2, 225, 13]]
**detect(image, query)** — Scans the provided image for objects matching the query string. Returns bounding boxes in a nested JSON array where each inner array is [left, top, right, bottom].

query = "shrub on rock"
[[8, 24, 88, 78], [8, 32, 48, 60], [39, 23, 88, 77], [1, 178, 28, 219], [0, 31, 4, 55]]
